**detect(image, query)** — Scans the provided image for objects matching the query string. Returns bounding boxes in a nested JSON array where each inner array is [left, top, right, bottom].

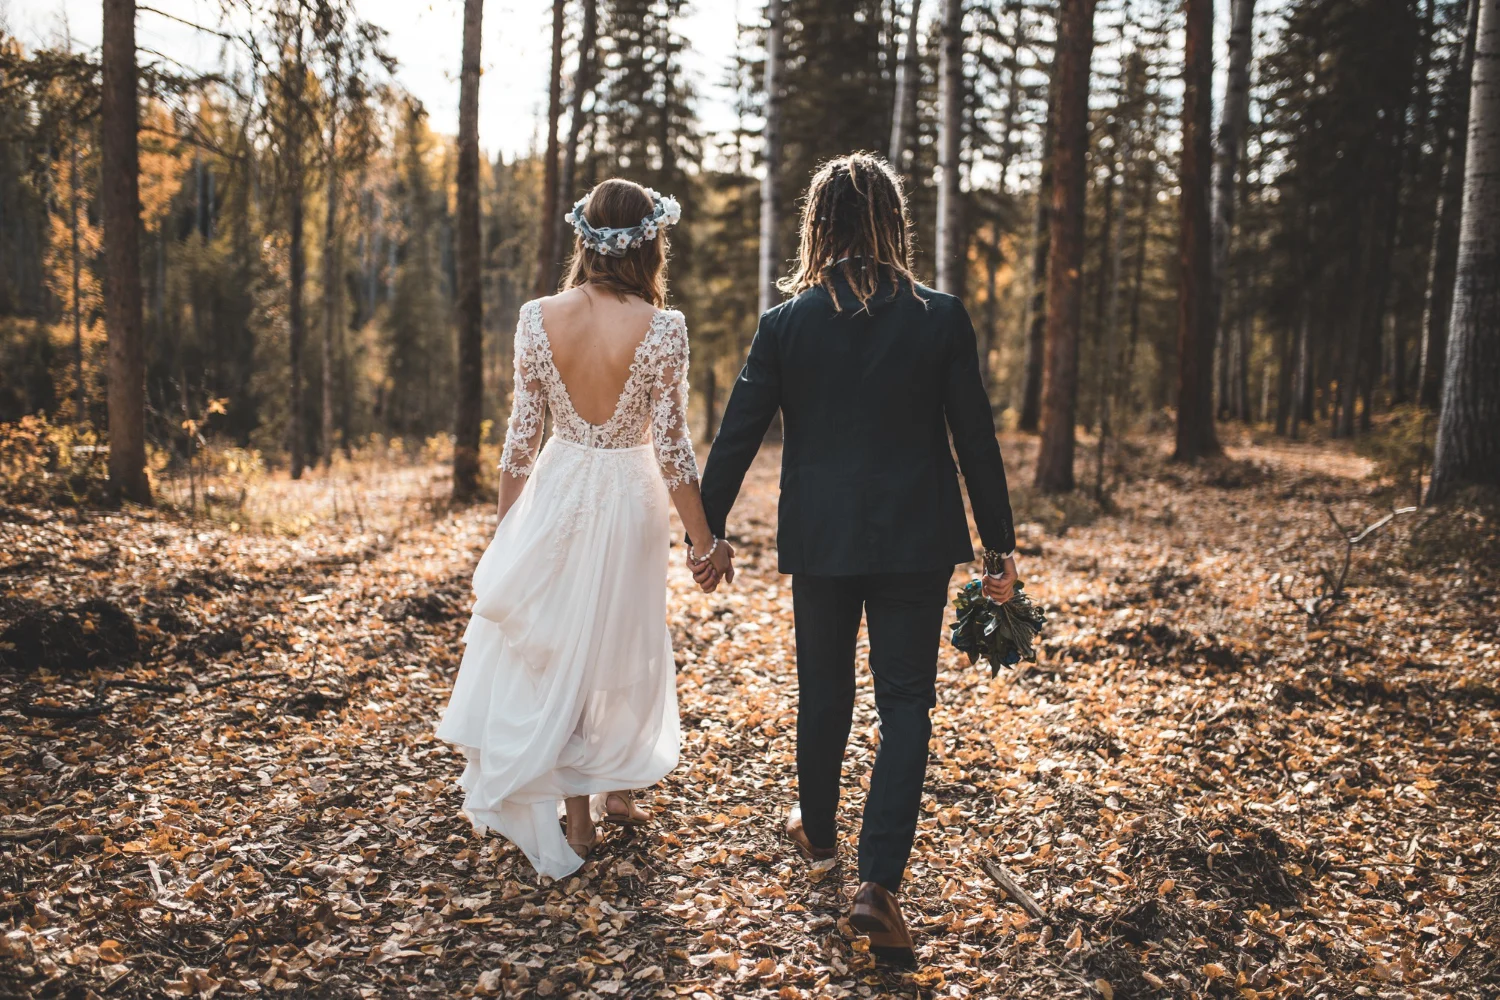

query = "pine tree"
[[760, 0, 784, 314], [453, 0, 485, 502], [102, 0, 150, 503], [1173, 0, 1219, 460], [536, 0, 567, 298], [1035, 0, 1097, 493]]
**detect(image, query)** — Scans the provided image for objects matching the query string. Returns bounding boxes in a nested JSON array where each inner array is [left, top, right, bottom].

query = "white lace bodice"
[[499, 299, 700, 490]]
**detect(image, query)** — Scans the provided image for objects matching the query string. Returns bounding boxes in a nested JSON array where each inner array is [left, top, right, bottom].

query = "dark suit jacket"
[[699, 273, 1016, 576]]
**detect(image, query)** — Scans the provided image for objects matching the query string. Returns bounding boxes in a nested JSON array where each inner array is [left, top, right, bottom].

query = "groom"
[[693, 154, 1019, 964]]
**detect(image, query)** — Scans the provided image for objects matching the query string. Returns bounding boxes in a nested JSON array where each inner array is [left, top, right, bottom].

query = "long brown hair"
[[778, 153, 925, 312], [560, 179, 670, 307]]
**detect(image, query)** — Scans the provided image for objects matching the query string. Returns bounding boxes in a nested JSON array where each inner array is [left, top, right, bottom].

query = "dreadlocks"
[[778, 153, 926, 313]]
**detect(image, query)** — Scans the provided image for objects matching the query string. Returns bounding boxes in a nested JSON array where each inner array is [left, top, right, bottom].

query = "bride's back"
[[540, 286, 658, 426]]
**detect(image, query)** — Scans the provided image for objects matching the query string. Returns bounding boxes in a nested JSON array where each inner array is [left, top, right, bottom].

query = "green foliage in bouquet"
[[949, 579, 1047, 676]]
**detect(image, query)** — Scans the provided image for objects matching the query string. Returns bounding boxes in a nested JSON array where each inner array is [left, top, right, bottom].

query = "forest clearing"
[[2, 435, 1496, 999]]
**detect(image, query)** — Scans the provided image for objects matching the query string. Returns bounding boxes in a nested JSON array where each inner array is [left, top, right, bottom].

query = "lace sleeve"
[[499, 303, 547, 478], [649, 311, 700, 491]]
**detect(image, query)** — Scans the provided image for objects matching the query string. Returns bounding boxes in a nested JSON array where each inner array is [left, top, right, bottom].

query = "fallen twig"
[[979, 855, 1047, 921]]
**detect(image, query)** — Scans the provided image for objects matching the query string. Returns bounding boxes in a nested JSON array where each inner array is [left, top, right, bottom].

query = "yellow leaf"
[[1203, 963, 1228, 979], [1095, 979, 1114, 1000], [1065, 925, 1084, 950], [1158, 879, 1176, 895]]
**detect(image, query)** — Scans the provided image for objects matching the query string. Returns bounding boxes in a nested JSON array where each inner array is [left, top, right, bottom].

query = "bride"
[[436, 179, 734, 879]]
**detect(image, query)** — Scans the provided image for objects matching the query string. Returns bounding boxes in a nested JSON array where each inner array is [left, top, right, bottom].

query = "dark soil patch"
[[0, 599, 139, 673]]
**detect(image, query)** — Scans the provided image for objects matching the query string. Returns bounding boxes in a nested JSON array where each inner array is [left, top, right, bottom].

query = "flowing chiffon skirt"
[[435, 437, 680, 879]]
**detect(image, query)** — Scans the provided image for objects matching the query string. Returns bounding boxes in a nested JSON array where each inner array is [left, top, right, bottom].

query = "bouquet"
[[949, 553, 1047, 676]]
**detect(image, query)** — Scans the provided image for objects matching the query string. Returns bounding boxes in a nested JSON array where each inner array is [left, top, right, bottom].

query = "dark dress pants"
[[791, 568, 953, 892]]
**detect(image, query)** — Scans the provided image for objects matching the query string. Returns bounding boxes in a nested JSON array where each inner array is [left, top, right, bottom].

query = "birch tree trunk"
[[1419, 0, 1480, 407], [1173, 0, 1220, 461], [1034, 0, 1097, 493], [534, 0, 566, 298], [759, 0, 785, 316], [1211, 0, 1255, 419], [453, 0, 486, 502], [935, 0, 965, 294], [1429, 0, 1500, 501], [888, 0, 923, 168], [556, 0, 598, 262], [102, 0, 151, 504]]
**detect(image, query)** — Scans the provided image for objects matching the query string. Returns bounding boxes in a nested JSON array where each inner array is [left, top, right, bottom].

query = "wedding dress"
[[436, 299, 697, 879]]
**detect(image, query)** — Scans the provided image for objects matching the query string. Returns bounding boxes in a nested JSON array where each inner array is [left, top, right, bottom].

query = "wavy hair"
[[561, 179, 670, 307], [778, 153, 925, 313]]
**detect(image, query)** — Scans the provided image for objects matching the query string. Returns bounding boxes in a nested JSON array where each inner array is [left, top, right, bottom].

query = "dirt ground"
[[1, 434, 1497, 999]]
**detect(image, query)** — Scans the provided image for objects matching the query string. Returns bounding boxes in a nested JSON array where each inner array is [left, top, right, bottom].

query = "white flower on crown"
[[643, 222, 658, 238], [659, 196, 682, 226], [615, 232, 631, 250]]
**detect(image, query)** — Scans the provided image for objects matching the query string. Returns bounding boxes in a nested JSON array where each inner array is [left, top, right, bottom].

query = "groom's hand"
[[710, 540, 735, 586], [983, 554, 1018, 604], [693, 560, 720, 592]]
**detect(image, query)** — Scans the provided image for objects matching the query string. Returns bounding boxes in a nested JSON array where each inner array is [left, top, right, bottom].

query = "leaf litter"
[[1, 436, 1496, 999]]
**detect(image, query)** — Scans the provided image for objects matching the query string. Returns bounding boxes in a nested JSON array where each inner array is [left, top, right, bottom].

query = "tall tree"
[[102, 0, 150, 503], [1034, 0, 1096, 493], [556, 0, 599, 256], [1428, 0, 1499, 501], [452, 0, 485, 502], [888, 0, 923, 168], [1173, 0, 1219, 460], [760, 0, 785, 315], [1420, 0, 1481, 407], [935, 0, 965, 294], [1018, 64, 1055, 434], [1211, 0, 1256, 418], [535, 0, 566, 298]]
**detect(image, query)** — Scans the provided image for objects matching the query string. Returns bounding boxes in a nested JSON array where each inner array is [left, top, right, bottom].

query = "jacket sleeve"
[[698, 308, 783, 544], [942, 298, 1017, 558]]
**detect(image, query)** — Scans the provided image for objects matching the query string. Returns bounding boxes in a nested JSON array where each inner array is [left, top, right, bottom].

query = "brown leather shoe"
[[848, 881, 916, 966], [784, 806, 836, 864]]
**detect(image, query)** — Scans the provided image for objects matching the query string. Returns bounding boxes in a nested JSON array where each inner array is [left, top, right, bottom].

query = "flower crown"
[[567, 187, 682, 257]]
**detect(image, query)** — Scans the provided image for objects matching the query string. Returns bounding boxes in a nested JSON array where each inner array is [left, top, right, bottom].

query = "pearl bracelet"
[[688, 536, 720, 567]]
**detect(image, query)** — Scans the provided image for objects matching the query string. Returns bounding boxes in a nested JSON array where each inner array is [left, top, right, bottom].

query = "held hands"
[[689, 538, 735, 593], [982, 554, 1020, 604]]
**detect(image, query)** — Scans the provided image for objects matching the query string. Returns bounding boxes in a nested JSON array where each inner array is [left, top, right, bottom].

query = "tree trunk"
[[556, 0, 598, 262], [1034, 0, 1096, 493], [534, 0, 566, 298], [1211, 0, 1255, 418], [1018, 66, 1056, 433], [102, 0, 150, 504], [888, 0, 923, 167], [760, 0, 785, 316], [1429, 0, 1500, 501], [1173, 0, 1220, 461], [287, 22, 308, 480], [289, 174, 306, 476], [321, 72, 341, 469], [70, 136, 85, 422], [1420, 0, 1480, 408], [453, 0, 486, 502], [935, 0, 965, 295]]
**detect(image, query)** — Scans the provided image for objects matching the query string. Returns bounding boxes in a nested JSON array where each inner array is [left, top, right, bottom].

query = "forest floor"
[[2, 432, 1498, 1000]]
